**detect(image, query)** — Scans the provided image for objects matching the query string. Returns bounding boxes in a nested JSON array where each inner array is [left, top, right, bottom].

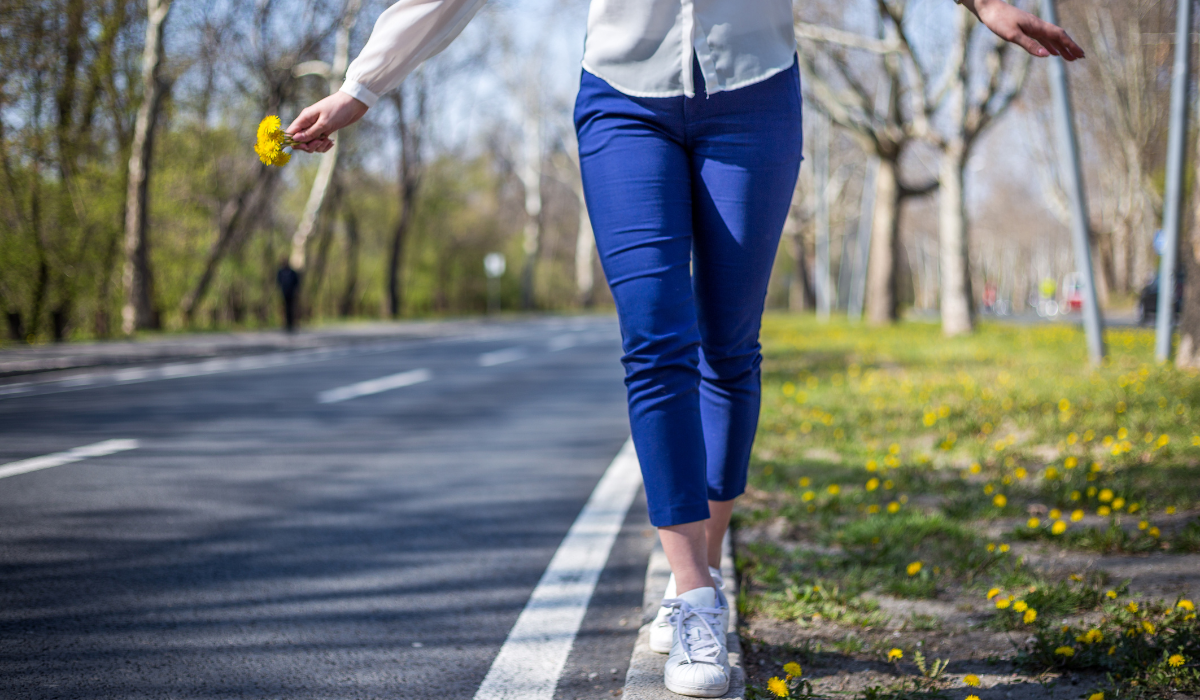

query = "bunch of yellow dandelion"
[[254, 115, 295, 166], [1077, 629, 1103, 644], [1055, 646, 1075, 657]]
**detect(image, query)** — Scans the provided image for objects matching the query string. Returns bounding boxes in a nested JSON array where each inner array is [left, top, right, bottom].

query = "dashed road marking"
[[0, 439, 140, 481], [316, 368, 433, 404], [478, 347, 528, 367]]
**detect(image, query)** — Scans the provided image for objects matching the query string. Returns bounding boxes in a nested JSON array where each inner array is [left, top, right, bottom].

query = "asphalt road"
[[0, 317, 654, 700]]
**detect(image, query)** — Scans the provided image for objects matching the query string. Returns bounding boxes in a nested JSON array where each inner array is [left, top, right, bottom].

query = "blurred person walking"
[[276, 261, 301, 333], [286, 1, 1082, 695]]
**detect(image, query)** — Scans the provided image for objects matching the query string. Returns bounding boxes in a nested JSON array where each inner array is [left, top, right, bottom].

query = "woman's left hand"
[[966, 0, 1084, 61]]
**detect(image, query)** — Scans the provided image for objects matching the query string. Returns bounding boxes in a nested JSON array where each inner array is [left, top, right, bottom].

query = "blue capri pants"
[[574, 59, 804, 527]]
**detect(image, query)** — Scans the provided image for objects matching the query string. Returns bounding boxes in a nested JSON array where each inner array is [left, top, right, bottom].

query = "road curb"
[[621, 531, 745, 700]]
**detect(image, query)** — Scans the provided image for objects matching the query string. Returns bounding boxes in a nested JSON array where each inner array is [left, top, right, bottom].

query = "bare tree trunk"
[[866, 158, 901, 324], [121, 0, 173, 335], [287, 0, 361, 274], [939, 147, 973, 335], [386, 86, 423, 319], [519, 104, 543, 310], [1177, 236, 1200, 368], [573, 185, 595, 307], [339, 201, 359, 317]]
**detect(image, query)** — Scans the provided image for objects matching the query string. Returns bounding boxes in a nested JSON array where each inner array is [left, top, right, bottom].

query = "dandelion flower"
[[1142, 621, 1155, 634], [1111, 497, 1125, 510], [1024, 609, 1037, 624], [1167, 506, 1177, 515], [1027, 517, 1041, 528], [998, 544, 1010, 553], [766, 676, 788, 697], [1055, 646, 1075, 657], [866, 478, 880, 491], [1107, 590, 1118, 599], [1088, 693, 1104, 700], [887, 501, 900, 514], [1179, 600, 1195, 611], [993, 494, 1007, 507], [887, 648, 903, 661], [1098, 506, 1111, 517], [1148, 526, 1160, 538], [987, 588, 1001, 600], [963, 673, 981, 687], [1169, 654, 1185, 667], [799, 477, 811, 487], [1127, 602, 1139, 613], [783, 662, 802, 677], [966, 696, 980, 700], [253, 115, 295, 167], [1082, 629, 1103, 644], [1138, 520, 1149, 530], [827, 484, 840, 496], [1051, 520, 1067, 535], [1013, 600, 1028, 612], [907, 562, 922, 576], [995, 598, 1011, 610]]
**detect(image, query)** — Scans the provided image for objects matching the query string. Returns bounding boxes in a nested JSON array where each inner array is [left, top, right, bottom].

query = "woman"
[[289, 1, 1081, 695]]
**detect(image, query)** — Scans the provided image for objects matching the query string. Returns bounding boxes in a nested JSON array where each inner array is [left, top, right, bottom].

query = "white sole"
[[664, 676, 730, 698]]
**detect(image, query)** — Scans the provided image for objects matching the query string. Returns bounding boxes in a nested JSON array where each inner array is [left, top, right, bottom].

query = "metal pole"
[[815, 108, 832, 320], [1043, 0, 1106, 364], [1155, 0, 1193, 362]]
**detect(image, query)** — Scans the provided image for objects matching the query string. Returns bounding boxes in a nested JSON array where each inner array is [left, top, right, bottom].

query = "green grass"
[[739, 315, 1200, 698]]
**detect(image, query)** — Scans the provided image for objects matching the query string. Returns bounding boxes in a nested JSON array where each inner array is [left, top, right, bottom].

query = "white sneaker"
[[662, 587, 730, 697], [650, 567, 725, 653]]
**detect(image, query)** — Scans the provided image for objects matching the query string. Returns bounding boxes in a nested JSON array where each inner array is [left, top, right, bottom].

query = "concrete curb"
[[621, 532, 744, 700]]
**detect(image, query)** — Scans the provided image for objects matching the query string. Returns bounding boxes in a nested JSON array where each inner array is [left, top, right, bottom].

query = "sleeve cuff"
[[339, 80, 380, 109]]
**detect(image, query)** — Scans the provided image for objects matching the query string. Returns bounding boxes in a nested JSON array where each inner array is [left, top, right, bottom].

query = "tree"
[[386, 78, 426, 318], [795, 10, 937, 325], [923, 3, 1029, 336], [121, 0, 173, 335]]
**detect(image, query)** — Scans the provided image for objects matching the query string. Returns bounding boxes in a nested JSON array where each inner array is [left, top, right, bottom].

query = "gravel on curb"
[[622, 532, 745, 700]]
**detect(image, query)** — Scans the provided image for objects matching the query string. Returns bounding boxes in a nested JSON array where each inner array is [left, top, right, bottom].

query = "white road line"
[[0, 439, 140, 481], [473, 439, 642, 700], [547, 334, 579, 352], [478, 347, 528, 367], [316, 368, 433, 404]]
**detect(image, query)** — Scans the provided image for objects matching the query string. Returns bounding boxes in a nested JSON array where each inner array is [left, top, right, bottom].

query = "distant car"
[[1138, 271, 1184, 326]]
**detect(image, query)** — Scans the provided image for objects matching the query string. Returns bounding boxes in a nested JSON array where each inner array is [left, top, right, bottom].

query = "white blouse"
[[340, 0, 797, 107]]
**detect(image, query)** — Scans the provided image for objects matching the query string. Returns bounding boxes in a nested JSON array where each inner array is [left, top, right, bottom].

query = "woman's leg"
[[574, 72, 715, 595], [689, 62, 805, 552]]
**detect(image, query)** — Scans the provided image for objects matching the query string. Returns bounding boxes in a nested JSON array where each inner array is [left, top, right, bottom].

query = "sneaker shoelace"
[[663, 599, 724, 666]]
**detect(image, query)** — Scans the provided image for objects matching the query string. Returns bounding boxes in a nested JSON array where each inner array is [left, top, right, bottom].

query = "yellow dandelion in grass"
[[866, 478, 880, 491], [766, 676, 788, 697], [966, 696, 981, 700], [867, 504, 880, 514], [1107, 590, 1118, 599], [783, 662, 802, 677], [1024, 609, 1037, 624], [1138, 520, 1149, 530], [801, 491, 815, 502], [995, 598, 1011, 610], [1128, 502, 1140, 513], [887, 501, 901, 514], [1055, 646, 1075, 657], [907, 562, 923, 576], [1012, 600, 1028, 612], [1099, 489, 1113, 503], [993, 494, 1007, 508], [1179, 600, 1195, 611], [1127, 602, 1139, 613], [1079, 629, 1103, 644], [799, 477, 811, 487], [1070, 509, 1084, 521], [887, 648, 903, 661], [1149, 526, 1161, 538], [1169, 654, 1186, 667], [1142, 621, 1156, 634], [1098, 506, 1111, 517], [963, 673, 981, 687], [986, 543, 996, 553], [1049, 509, 1062, 520], [1088, 693, 1105, 700], [1167, 506, 1177, 514], [969, 463, 982, 474], [987, 588, 1001, 600], [1065, 455, 1078, 468], [1051, 520, 1067, 535], [1027, 517, 1041, 529], [998, 543, 1010, 553], [1111, 497, 1125, 510], [827, 484, 841, 496]]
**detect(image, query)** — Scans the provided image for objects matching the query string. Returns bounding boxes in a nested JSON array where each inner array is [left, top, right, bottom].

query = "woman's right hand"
[[287, 91, 370, 153]]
